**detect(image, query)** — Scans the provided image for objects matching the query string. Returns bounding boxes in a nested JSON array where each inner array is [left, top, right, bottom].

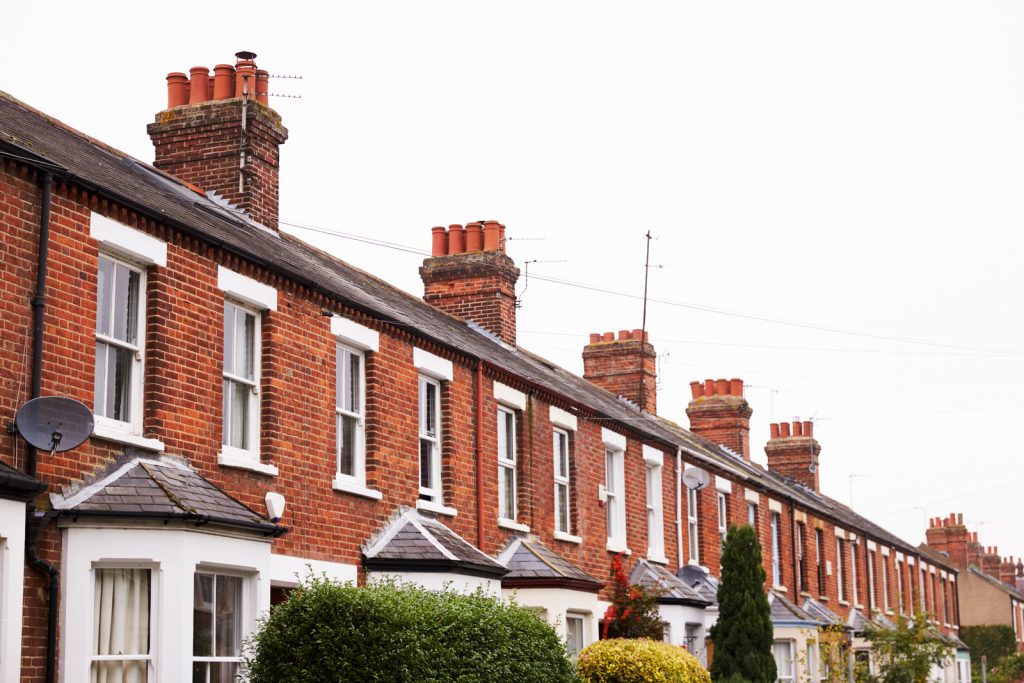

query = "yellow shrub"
[[577, 638, 712, 683]]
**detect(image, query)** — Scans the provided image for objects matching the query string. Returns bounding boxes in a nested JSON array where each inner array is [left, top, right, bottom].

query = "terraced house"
[[0, 53, 967, 682]]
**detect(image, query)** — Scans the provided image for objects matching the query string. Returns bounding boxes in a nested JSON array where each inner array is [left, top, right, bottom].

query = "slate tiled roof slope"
[[629, 559, 711, 606], [0, 459, 46, 502], [500, 537, 602, 590], [49, 454, 284, 535], [0, 90, 933, 557], [769, 590, 825, 626]]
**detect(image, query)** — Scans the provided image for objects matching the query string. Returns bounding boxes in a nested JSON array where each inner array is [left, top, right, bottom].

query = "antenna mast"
[[639, 231, 652, 411]]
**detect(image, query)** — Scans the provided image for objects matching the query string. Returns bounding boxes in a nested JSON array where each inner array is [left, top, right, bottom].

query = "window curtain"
[[93, 568, 150, 683]]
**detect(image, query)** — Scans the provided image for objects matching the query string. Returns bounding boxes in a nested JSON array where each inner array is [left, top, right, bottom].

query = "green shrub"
[[242, 574, 576, 683], [577, 638, 710, 683], [961, 625, 1017, 681]]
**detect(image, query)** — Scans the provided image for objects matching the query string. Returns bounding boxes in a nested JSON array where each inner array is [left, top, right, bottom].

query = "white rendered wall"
[[0, 498, 27, 683], [502, 587, 606, 648], [369, 570, 501, 596], [269, 553, 358, 587], [658, 603, 708, 653]]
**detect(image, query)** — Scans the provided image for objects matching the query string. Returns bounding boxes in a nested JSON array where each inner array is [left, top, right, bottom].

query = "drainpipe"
[[475, 360, 484, 550], [26, 171, 59, 683], [789, 497, 798, 596], [676, 449, 683, 568]]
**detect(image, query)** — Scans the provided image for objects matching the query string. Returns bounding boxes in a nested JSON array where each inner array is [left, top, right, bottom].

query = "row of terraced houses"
[[0, 53, 972, 682]]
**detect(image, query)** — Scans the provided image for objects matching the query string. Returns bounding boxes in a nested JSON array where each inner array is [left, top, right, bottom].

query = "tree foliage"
[[960, 625, 1017, 681], [602, 554, 665, 640], [858, 612, 951, 683], [708, 524, 776, 683], [242, 574, 576, 683], [578, 638, 711, 683]]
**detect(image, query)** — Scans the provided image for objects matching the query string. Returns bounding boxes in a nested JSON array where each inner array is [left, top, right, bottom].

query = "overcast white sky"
[[4, 1, 1023, 560]]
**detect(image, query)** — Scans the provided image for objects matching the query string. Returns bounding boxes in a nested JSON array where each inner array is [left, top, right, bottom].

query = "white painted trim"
[[496, 538, 525, 566], [940, 570, 948, 579], [881, 546, 891, 557], [601, 428, 626, 450], [834, 527, 847, 538], [217, 266, 278, 311], [895, 551, 905, 562], [269, 554, 357, 587], [549, 406, 578, 431], [553, 531, 583, 544], [498, 518, 530, 533], [92, 420, 165, 452], [413, 347, 453, 381], [867, 540, 877, 551], [217, 450, 279, 476], [715, 475, 732, 493], [642, 445, 663, 467], [330, 317, 379, 352], [331, 477, 383, 500], [0, 500, 27, 683], [493, 381, 527, 410], [90, 212, 167, 267], [849, 532, 859, 542], [606, 543, 632, 555], [745, 489, 761, 504], [907, 556, 916, 566], [768, 498, 783, 513], [794, 510, 807, 523], [416, 499, 457, 517]]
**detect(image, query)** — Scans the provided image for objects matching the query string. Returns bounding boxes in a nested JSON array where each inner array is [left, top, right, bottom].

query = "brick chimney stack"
[[420, 222, 520, 346], [999, 556, 1018, 586], [982, 546, 1002, 578], [148, 51, 288, 230], [685, 378, 751, 459], [925, 513, 971, 569], [582, 330, 657, 413], [765, 419, 822, 491], [1016, 559, 1024, 593]]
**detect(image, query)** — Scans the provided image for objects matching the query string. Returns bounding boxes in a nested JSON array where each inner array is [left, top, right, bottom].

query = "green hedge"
[[243, 575, 577, 683], [577, 638, 710, 683]]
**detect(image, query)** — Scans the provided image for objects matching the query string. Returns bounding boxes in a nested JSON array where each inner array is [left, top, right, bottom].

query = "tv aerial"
[[13, 396, 94, 454], [682, 467, 711, 491]]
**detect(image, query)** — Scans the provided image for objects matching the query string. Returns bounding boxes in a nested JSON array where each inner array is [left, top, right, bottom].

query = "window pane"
[[111, 264, 139, 345], [94, 568, 150, 657], [604, 450, 615, 493], [223, 304, 234, 376], [230, 380, 249, 449], [193, 574, 214, 657], [500, 466, 515, 519], [557, 483, 569, 532], [420, 439, 433, 491], [91, 661, 148, 682], [236, 309, 254, 379], [348, 351, 360, 413], [338, 414, 356, 476], [556, 434, 568, 477], [211, 661, 239, 683], [111, 345, 133, 422], [423, 382, 436, 435], [222, 378, 231, 446], [94, 342, 108, 417], [497, 412, 508, 461], [96, 256, 113, 336], [215, 575, 242, 657], [336, 346, 346, 410]]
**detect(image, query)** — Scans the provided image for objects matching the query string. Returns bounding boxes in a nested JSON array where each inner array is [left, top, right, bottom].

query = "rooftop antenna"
[[516, 258, 565, 309], [639, 231, 662, 411]]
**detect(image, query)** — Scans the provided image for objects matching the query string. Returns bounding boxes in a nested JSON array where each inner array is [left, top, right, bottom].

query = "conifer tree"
[[709, 524, 776, 683]]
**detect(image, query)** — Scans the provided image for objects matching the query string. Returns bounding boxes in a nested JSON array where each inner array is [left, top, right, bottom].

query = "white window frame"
[[796, 523, 805, 594], [553, 428, 572, 535], [774, 639, 796, 683], [565, 612, 587, 657], [89, 563, 155, 680], [851, 541, 860, 607], [604, 442, 627, 552], [748, 502, 757, 527], [220, 300, 264, 462], [334, 342, 377, 498], [418, 375, 443, 505], [867, 550, 877, 610], [896, 559, 905, 614], [498, 406, 518, 524], [816, 528, 825, 596], [645, 446, 665, 562], [687, 486, 700, 565], [93, 253, 163, 451], [771, 511, 782, 588], [837, 538, 847, 602], [881, 552, 891, 612], [191, 567, 251, 682], [717, 492, 728, 553]]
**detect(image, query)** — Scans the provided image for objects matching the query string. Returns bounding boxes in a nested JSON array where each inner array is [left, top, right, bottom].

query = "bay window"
[[91, 567, 152, 681], [192, 571, 244, 682]]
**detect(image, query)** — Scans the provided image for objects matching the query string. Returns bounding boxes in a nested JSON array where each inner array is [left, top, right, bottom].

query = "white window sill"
[[838, 599, 850, 606], [648, 554, 670, 565], [606, 542, 631, 555], [498, 519, 530, 533], [332, 477, 382, 500], [774, 585, 788, 592], [416, 499, 457, 517], [554, 531, 583, 544], [855, 603, 865, 610], [92, 421, 165, 452], [217, 450, 279, 476]]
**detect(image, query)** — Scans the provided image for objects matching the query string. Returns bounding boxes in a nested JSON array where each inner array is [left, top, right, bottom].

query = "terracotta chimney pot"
[[793, 421, 803, 437], [589, 333, 601, 344], [780, 422, 791, 438], [803, 420, 813, 437], [188, 67, 210, 105], [255, 69, 270, 105], [499, 224, 506, 252], [483, 221, 500, 251], [770, 423, 780, 439], [715, 378, 729, 395], [235, 59, 257, 98], [633, 328, 644, 342], [603, 332, 614, 342], [466, 223, 483, 251], [431, 226, 447, 257], [448, 224, 465, 254], [704, 379, 715, 396], [690, 381, 703, 399], [213, 64, 235, 99], [619, 329, 631, 341], [166, 72, 189, 108], [730, 378, 744, 396]]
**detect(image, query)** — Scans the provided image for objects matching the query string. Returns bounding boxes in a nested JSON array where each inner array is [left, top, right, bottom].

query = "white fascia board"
[[493, 381, 527, 410], [714, 475, 732, 493], [331, 317, 379, 352], [550, 406, 578, 431], [413, 347, 453, 381], [602, 428, 626, 450], [218, 266, 278, 311], [643, 445, 664, 467], [744, 489, 760, 504], [91, 212, 167, 267]]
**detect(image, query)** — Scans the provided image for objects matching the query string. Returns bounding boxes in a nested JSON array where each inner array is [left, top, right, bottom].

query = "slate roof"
[[0, 460, 46, 503], [802, 597, 847, 627], [363, 507, 507, 579], [677, 564, 721, 606], [847, 608, 876, 633], [50, 454, 285, 536], [769, 590, 826, 626], [498, 537, 602, 591], [0, 90, 944, 570], [966, 564, 1024, 601], [630, 559, 712, 606]]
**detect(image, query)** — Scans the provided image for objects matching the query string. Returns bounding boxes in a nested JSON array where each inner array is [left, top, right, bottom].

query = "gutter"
[[59, 509, 289, 538]]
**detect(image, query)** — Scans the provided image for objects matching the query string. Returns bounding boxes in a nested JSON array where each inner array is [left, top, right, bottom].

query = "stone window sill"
[[332, 477, 382, 500], [554, 531, 582, 544], [416, 499, 457, 517], [217, 450, 279, 477], [93, 421, 165, 452], [498, 519, 530, 533]]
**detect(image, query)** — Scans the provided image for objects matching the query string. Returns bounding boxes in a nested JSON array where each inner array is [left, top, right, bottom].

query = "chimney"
[[999, 556, 1017, 586], [982, 546, 1002, 578], [582, 329, 657, 413], [764, 419, 822, 491], [148, 51, 288, 231], [924, 512, 970, 569], [420, 222, 520, 346], [1016, 560, 1024, 593], [686, 378, 752, 459]]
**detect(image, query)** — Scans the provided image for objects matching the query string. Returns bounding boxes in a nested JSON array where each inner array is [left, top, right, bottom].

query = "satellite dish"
[[682, 467, 711, 491], [15, 396, 94, 453]]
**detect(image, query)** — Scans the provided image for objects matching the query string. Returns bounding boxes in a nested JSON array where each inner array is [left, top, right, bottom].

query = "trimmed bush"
[[577, 638, 710, 683], [242, 574, 576, 683]]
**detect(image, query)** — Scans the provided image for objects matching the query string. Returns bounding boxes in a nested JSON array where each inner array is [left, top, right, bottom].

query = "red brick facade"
[[582, 329, 657, 413]]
